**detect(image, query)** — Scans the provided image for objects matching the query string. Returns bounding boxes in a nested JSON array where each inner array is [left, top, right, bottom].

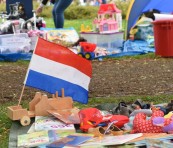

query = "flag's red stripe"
[[34, 38, 92, 77]]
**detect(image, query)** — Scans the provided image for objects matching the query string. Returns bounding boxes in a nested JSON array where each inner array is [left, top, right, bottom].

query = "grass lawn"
[[46, 18, 94, 34]]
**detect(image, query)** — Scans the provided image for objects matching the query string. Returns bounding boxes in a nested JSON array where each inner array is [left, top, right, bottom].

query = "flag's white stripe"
[[28, 54, 90, 90]]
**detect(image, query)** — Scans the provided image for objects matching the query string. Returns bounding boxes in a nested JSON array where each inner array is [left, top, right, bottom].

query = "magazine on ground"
[[27, 123, 36, 133], [47, 107, 80, 124], [127, 133, 173, 147], [46, 134, 93, 148], [18, 130, 49, 147], [79, 133, 143, 146], [18, 130, 77, 148], [34, 116, 75, 132]]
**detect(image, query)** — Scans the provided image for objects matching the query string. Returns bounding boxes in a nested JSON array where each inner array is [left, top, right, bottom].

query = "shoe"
[[133, 99, 151, 109], [165, 100, 173, 114], [133, 99, 144, 109], [112, 101, 133, 117]]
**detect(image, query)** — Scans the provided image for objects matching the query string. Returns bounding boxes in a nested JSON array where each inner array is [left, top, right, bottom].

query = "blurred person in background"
[[102, 0, 107, 4], [36, 0, 73, 28]]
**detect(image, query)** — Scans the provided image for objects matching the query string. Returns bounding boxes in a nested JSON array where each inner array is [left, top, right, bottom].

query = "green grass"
[[45, 18, 94, 34], [0, 102, 14, 147]]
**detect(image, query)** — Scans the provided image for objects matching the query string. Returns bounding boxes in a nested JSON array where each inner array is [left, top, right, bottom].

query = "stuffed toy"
[[131, 109, 172, 133], [153, 111, 173, 133]]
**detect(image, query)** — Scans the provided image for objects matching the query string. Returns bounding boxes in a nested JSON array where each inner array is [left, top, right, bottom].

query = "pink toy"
[[93, 4, 122, 34], [28, 30, 45, 37]]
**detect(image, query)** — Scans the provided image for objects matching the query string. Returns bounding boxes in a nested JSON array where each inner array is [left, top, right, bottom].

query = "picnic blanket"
[[97, 39, 155, 59], [8, 120, 34, 148]]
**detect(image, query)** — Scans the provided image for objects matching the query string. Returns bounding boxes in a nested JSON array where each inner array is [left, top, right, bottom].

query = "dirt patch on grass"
[[1, 57, 173, 104]]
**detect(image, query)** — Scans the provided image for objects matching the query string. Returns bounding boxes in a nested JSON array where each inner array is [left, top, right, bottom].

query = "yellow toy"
[[80, 24, 92, 32]]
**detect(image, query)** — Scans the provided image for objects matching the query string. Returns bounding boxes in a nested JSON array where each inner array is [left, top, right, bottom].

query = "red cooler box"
[[153, 20, 173, 57]]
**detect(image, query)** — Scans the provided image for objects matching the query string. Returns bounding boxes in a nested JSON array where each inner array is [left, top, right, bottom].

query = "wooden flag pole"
[[18, 85, 25, 106]]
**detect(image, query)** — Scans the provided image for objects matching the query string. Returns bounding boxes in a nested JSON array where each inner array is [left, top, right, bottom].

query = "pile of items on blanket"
[[0, 2, 47, 61], [0, 2, 123, 62], [0, 2, 109, 62], [15, 95, 173, 148]]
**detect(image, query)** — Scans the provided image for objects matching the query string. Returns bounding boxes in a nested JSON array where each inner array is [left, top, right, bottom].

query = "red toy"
[[131, 109, 172, 133], [78, 42, 96, 60], [78, 108, 129, 132]]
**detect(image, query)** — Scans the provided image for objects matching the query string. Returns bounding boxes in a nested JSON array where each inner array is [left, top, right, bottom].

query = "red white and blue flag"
[[24, 38, 92, 104]]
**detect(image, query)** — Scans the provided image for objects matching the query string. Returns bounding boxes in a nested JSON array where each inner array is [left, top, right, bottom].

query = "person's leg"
[[53, 0, 72, 28], [102, 0, 106, 4], [52, 2, 57, 27]]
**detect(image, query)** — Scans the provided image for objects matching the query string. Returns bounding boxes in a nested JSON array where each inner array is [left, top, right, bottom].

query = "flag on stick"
[[24, 38, 92, 104]]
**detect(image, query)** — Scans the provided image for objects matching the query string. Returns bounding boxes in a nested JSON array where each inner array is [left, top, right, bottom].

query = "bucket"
[[153, 20, 173, 57]]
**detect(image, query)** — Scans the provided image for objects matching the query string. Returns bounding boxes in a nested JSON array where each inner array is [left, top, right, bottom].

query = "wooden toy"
[[7, 88, 73, 126]]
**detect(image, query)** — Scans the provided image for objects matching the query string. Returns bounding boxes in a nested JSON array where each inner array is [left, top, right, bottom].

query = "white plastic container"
[[0, 33, 31, 53], [80, 31, 124, 52]]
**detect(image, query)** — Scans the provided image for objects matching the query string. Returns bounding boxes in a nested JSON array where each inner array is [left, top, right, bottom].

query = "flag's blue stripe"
[[25, 70, 89, 104]]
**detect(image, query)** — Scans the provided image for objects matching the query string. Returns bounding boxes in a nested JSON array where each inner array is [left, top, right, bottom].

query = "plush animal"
[[131, 109, 172, 133], [153, 111, 173, 133]]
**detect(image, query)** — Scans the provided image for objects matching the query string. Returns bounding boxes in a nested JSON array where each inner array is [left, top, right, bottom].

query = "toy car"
[[78, 42, 96, 60]]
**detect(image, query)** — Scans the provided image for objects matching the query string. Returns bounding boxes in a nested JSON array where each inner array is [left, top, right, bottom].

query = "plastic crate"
[[80, 31, 124, 52], [0, 33, 31, 53]]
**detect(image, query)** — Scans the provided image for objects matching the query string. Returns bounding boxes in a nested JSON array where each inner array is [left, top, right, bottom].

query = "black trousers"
[[6, 0, 33, 19]]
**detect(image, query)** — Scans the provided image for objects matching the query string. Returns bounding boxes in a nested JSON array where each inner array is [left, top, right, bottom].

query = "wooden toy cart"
[[7, 88, 73, 126]]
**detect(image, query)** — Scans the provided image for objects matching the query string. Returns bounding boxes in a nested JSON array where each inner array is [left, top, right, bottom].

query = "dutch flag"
[[24, 38, 92, 104]]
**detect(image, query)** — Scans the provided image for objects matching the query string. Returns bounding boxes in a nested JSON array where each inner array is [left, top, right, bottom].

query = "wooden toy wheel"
[[20, 116, 31, 126]]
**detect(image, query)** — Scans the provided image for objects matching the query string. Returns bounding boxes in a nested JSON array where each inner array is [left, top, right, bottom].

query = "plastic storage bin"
[[153, 20, 173, 57], [80, 31, 124, 52], [0, 33, 31, 53]]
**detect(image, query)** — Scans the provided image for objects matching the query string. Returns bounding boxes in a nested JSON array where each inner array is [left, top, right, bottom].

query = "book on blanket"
[[34, 116, 75, 132], [18, 130, 77, 148], [46, 134, 93, 148], [47, 108, 80, 124], [18, 130, 49, 148], [127, 133, 173, 147], [79, 133, 143, 146]]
